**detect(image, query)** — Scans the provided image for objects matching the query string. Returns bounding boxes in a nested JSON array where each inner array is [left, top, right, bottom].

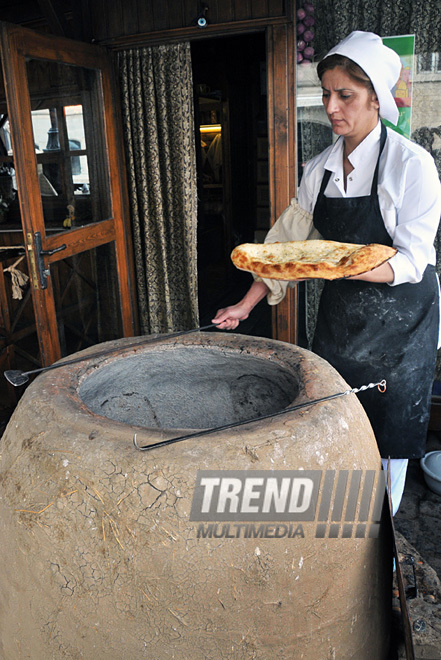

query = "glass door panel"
[[26, 59, 112, 233], [296, 64, 333, 186], [0, 21, 136, 366], [51, 243, 123, 357]]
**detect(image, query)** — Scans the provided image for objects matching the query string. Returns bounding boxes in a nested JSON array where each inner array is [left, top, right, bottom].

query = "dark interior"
[[192, 33, 272, 337]]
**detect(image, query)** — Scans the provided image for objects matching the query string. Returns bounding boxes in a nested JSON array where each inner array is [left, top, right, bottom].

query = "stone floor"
[[392, 431, 441, 659]]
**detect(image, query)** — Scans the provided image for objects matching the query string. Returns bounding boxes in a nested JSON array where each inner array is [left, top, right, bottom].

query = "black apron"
[[312, 123, 439, 459]]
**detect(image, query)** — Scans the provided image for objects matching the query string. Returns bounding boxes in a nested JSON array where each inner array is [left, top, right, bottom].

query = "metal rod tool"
[[133, 379, 387, 451], [3, 323, 220, 387]]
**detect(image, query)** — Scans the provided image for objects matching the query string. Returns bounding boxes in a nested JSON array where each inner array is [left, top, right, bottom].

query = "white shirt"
[[298, 121, 441, 286], [258, 121, 441, 309]]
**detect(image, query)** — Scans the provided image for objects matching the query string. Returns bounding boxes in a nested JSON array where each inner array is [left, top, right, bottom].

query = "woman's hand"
[[212, 303, 251, 330], [211, 280, 270, 330]]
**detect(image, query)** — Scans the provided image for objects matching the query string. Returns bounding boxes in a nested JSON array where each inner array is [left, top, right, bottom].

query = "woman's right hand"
[[212, 303, 250, 330], [212, 280, 270, 330]]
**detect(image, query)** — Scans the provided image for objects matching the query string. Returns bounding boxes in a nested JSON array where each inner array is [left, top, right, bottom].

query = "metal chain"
[[348, 379, 387, 395]]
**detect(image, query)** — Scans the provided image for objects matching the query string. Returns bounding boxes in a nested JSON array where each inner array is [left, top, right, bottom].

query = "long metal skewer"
[[3, 323, 220, 387], [133, 379, 387, 451]]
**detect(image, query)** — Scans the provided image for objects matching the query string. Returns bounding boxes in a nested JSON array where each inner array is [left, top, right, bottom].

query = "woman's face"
[[321, 67, 380, 145]]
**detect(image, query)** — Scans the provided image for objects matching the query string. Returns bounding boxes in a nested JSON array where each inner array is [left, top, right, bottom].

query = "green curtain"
[[117, 43, 199, 335]]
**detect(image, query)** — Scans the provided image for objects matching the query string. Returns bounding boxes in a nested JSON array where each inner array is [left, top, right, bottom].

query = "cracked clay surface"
[[0, 334, 391, 659]]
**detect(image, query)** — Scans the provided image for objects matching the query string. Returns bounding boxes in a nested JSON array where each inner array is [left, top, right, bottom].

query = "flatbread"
[[231, 239, 397, 281]]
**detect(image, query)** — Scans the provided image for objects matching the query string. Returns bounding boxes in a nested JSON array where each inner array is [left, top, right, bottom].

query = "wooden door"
[[267, 23, 298, 344], [0, 21, 136, 366]]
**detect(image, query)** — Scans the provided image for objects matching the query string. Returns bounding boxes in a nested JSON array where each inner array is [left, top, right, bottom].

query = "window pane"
[[51, 243, 123, 357], [24, 59, 112, 234], [31, 108, 56, 152], [65, 105, 87, 149], [72, 155, 90, 192], [296, 64, 333, 185]]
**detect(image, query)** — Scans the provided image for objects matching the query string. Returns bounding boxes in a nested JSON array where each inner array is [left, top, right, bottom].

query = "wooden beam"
[[98, 16, 289, 49]]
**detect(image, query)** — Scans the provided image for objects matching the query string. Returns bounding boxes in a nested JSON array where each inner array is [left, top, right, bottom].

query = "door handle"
[[34, 232, 66, 289], [39, 244, 67, 257]]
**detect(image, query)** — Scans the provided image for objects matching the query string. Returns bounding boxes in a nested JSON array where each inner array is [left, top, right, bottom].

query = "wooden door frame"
[[266, 23, 298, 344], [0, 21, 137, 365], [106, 17, 299, 344]]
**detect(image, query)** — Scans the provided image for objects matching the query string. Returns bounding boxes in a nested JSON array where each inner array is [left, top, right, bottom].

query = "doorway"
[[191, 33, 272, 338]]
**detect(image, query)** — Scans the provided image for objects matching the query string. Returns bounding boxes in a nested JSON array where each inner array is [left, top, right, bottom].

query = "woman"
[[213, 31, 441, 515]]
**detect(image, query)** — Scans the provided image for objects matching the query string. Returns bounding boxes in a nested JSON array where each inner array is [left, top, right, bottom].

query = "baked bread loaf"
[[231, 239, 397, 281]]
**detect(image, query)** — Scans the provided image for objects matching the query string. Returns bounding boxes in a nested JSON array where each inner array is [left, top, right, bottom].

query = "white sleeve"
[[386, 153, 441, 286], [253, 198, 321, 305]]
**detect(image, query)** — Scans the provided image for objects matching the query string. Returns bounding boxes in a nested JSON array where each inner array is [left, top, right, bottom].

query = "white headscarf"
[[322, 31, 402, 125]]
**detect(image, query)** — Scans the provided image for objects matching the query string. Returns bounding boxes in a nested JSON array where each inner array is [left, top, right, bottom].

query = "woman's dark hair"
[[317, 54, 375, 94]]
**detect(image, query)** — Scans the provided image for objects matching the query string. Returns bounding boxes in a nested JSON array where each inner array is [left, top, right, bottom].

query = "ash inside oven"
[[79, 346, 300, 429]]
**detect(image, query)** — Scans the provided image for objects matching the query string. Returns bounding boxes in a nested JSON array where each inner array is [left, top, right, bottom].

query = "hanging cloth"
[[117, 43, 199, 334]]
